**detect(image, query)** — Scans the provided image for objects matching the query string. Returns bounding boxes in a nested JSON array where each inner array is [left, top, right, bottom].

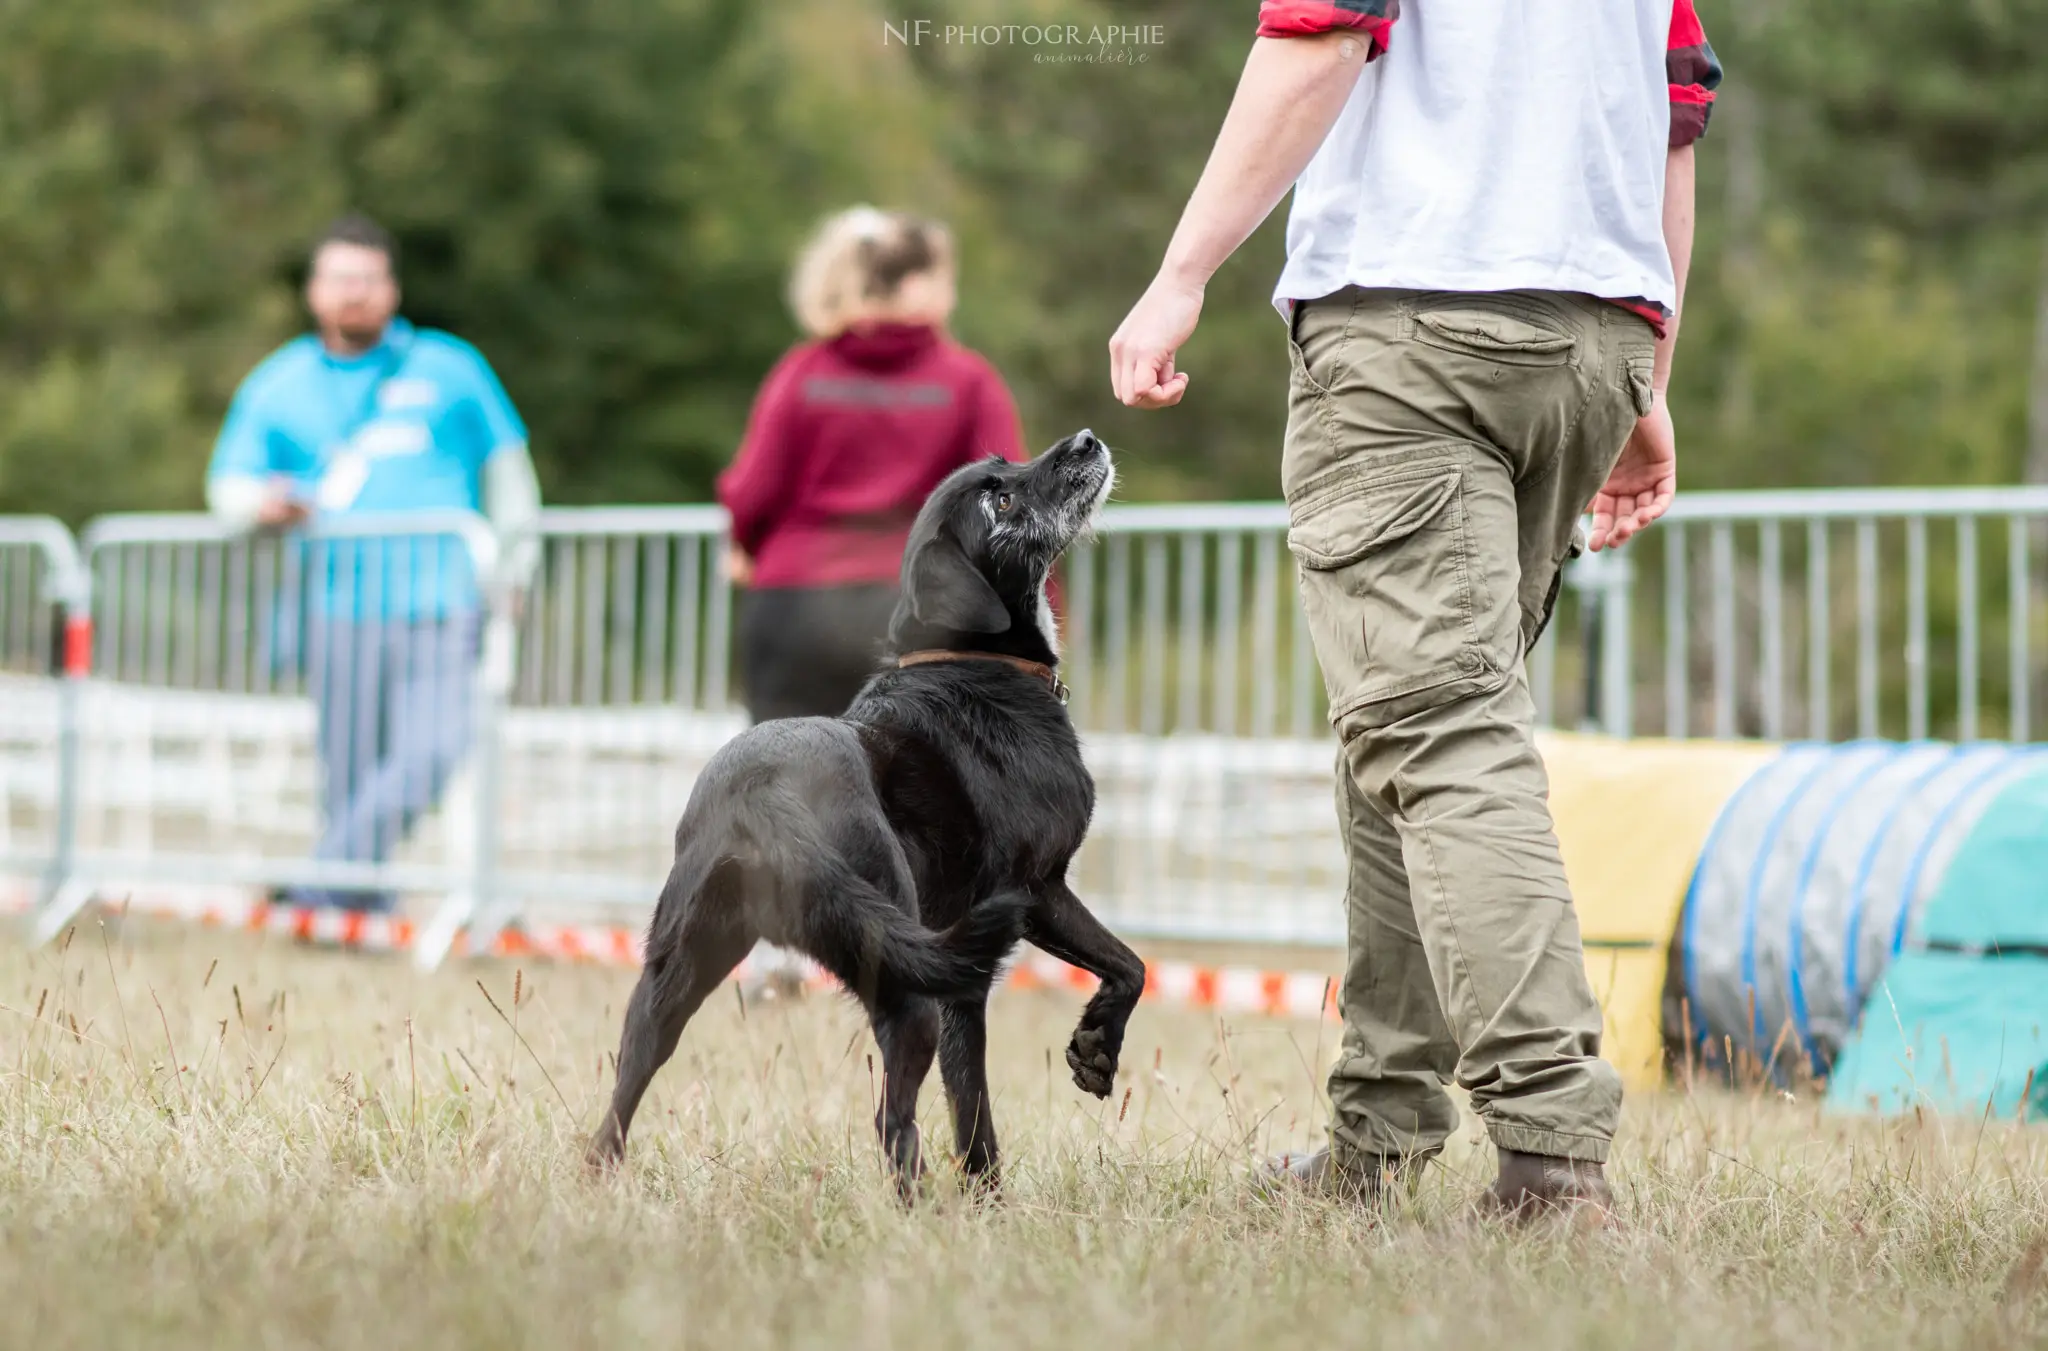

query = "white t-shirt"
[[1274, 0, 1678, 317]]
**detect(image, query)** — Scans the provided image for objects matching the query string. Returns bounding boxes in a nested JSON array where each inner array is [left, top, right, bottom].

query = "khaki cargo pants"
[[1284, 287, 1656, 1165]]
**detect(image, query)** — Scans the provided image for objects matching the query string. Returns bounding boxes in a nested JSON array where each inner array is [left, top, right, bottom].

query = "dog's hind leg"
[[587, 876, 754, 1172], [938, 999, 1000, 1191], [1026, 880, 1147, 1100], [868, 995, 940, 1204]]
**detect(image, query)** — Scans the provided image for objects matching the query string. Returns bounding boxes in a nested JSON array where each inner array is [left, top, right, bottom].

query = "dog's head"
[[889, 429, 1115, 663]]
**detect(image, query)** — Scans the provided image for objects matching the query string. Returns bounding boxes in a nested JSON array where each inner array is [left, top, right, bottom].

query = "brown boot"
[[1251, 1147, 1409, 1204], [1484, 1148, 1614, 1221]]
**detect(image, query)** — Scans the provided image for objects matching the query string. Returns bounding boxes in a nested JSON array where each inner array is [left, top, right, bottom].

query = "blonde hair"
[[787, 206, 955, 339]]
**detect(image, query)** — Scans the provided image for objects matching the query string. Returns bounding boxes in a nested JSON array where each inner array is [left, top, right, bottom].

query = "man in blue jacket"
[[207, 214, 541, 913]]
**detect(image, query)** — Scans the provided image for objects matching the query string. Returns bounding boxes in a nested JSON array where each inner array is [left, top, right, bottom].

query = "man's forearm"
[[484, 445, 543, 591], [1157, 32, 1373, 288], [1654, 144, 1696, 393]]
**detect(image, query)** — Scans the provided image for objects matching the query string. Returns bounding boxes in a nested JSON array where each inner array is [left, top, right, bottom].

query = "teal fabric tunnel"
[[1826, 767, 2048, 1121], [1677, 742, 2046, 1077]]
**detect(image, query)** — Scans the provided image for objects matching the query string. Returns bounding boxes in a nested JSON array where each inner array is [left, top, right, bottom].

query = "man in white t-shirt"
[[1110, 0, 1720, 1216]]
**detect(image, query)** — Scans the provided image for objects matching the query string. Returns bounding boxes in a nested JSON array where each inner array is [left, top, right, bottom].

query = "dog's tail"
[[813, 864, 1030, 1003]]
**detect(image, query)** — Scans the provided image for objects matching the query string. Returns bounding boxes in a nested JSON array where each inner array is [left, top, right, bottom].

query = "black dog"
[[588, 430, 1145, 1198]]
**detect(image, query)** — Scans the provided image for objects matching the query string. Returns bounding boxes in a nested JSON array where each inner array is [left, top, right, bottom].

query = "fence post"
[[409, 519, 507, 970], [1600, 550, 1635, 738], [16, 518, 94, 946], [446, 614, 516, 962], [1566, 542, 1635, 740], [41, 600, 90, 909], [455, 603, 518, 961], [1578, 574, 1604, 735]]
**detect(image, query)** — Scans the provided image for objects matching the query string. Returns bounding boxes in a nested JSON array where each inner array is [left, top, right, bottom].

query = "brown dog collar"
[[896, 649, 1070, 705]]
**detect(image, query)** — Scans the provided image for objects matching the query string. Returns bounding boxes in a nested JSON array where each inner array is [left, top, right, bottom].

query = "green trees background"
[[3, 0, 2045, 523]]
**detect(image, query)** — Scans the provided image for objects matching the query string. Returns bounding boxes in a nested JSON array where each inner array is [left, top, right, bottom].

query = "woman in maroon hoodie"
[[718, 207, 1027, 724], [719, 209, 1027, 998]]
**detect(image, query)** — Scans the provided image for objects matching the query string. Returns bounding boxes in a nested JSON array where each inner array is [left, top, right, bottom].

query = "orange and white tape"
[[15, 886, 1341, 1023]]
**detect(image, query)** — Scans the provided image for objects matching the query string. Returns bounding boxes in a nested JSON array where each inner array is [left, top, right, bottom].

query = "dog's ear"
[[906, 530, 1012, 635]]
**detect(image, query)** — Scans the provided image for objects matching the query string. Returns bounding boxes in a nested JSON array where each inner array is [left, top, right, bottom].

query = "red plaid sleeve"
[[1256, 1, 1398, 59], [1668, 0, 1723, 148]]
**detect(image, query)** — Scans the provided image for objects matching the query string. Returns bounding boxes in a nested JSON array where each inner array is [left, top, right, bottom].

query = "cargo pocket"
[[1412, 302, 1578, 368], [1287, 460, 1496, 728], [1285, 296, 1343, 400], [1622, 348, 1657, 418]]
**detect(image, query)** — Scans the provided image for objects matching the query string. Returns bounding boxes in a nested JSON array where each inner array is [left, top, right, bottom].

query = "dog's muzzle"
[[1043, 429, 1114, 533]]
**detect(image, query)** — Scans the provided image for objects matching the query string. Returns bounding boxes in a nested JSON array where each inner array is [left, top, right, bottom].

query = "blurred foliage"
[[2, 0, 2046, 523]]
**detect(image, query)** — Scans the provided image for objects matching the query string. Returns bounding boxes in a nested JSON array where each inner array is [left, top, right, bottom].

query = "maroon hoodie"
[[717, 323, 1027, 589]]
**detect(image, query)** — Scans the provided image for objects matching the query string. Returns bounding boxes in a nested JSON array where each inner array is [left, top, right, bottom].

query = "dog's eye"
[[994, 492, 1014, 513]]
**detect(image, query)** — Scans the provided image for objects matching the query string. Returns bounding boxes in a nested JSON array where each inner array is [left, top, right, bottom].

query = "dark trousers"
[[291, 613, 479, 913], [737, 583, 899, 982], [738, 584, 900, 722]]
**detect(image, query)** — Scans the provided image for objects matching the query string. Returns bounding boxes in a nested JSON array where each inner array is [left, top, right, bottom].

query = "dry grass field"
[[3, 915, 2045, 1351]]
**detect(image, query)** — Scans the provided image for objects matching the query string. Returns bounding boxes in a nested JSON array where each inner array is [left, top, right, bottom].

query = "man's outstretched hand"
[[1109, 274, 1205, 408], [1588, 392, 1677, 552]]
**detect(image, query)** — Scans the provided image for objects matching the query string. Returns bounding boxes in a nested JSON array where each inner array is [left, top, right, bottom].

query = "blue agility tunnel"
[[1675, 741, 2048, 1082], [1825, 767, 2048, 1121]]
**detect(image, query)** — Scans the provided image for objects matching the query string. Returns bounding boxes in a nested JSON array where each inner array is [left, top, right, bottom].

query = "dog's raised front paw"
[[1066, 1025, 1116, 1098]]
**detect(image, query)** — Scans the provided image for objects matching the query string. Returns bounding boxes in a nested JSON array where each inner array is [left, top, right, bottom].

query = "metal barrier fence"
[[1650, 488, 2048, 744], [5, 486, 2045, 962], [1053, 487, 2048, 746], [1059, 504, 1633, 738], [499, 507, 1373, 942], [511, 506, 732, 711], [0, 517, 89, 924], [32, 512, 511, 961], [511, 504, 1624, 736]]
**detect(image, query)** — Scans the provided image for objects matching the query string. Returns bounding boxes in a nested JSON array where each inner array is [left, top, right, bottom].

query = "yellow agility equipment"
[[1537, 731, 1779, 1089]]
